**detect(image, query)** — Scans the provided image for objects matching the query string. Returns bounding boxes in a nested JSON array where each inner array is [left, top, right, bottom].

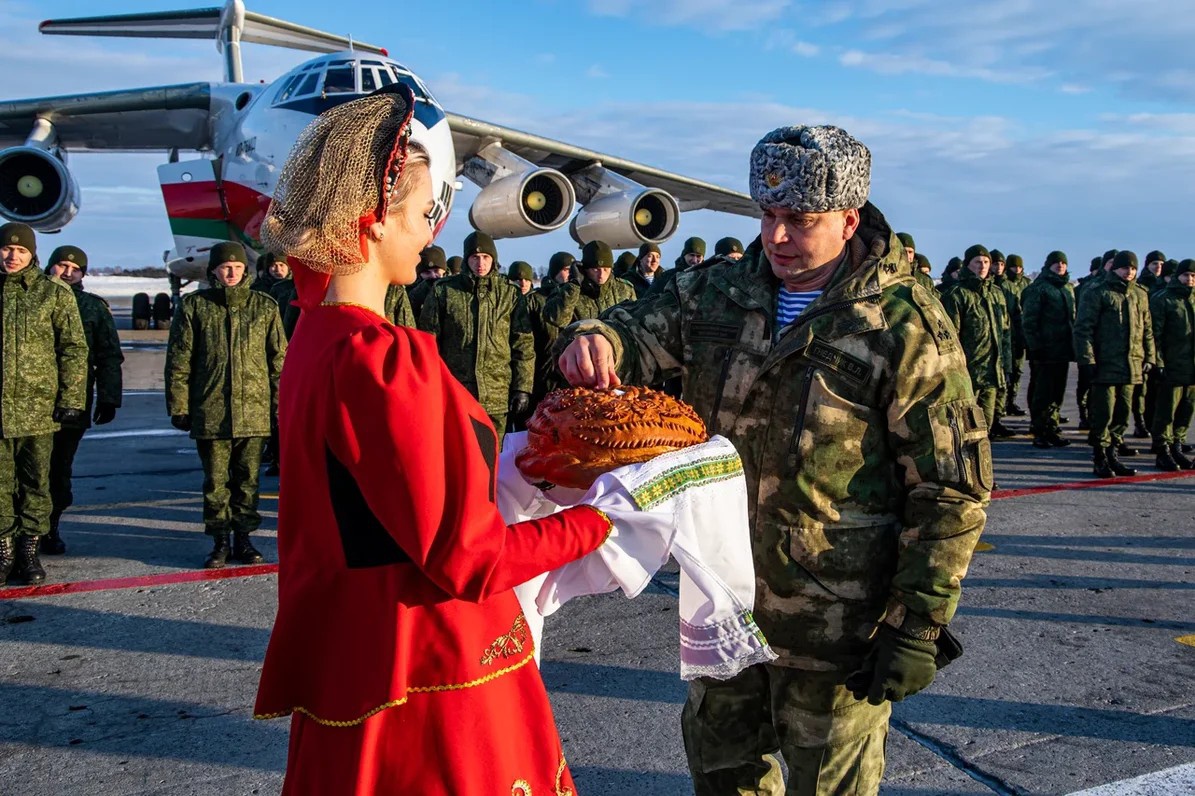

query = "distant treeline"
[[91, 267, 170, 278]]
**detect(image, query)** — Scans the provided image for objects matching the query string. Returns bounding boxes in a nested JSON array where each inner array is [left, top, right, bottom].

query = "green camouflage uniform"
[[940, 270, 1012, 432], [543, 275, 637, 331], [995, 271, 1031, 409], [913, 269, 935, 292], [1073, 271, 1155, 448], [1020, 270, 1074, 437], [407, 277, 436, 319], [1149, 282, 1195, 445], [624, 266, 663, 298], [560, 207, 988, 795], [50, 285, 124, 528], [165, 277, 286, 535], [0, 265, 88, 539], [384, 283, 416, 328], [1073, 270, 1104, 420], [417, 270, 533, 447], [521, 288, 557, 413]]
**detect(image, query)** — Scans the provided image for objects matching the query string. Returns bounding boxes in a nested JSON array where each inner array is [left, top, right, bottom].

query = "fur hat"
[[749, 125, 871, 212]]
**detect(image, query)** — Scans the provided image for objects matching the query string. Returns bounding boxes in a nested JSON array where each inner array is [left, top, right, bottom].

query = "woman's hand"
[[557, 335, 621, 390]]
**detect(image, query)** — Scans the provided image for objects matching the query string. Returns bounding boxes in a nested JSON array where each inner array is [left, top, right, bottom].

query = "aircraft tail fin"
[[39, 0, 386, 83]]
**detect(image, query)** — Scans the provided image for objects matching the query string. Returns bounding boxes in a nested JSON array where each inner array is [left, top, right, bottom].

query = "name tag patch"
[[689, 321, 741, 345], [807, 340, 870, 386]]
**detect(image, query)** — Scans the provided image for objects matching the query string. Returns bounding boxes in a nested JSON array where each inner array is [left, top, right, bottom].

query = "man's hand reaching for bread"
[[558, 334, 622, 390]]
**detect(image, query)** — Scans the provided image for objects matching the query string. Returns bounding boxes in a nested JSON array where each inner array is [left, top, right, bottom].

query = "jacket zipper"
[[950, 410, 968, 485], [784, 365, 818, 478], [782, 293, 882, 339]]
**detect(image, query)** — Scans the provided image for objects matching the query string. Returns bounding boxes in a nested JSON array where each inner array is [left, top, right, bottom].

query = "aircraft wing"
[[446, 113, 762, 218], [0, 84, 213, 152]]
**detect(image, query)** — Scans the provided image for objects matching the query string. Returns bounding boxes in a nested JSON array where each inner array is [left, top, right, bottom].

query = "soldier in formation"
[[1149, 258, 1195, 470], [507, 260, 554, 428], [1021, 251, 1075, 448], [542, 240, 636, 332], [43, 245, 124, 554], [406, 244, 447, 318], [166, 242, 287, 568], [996, 253, 1031, 416], [624, 242, 662, 298], [557, 124, 987, 796]]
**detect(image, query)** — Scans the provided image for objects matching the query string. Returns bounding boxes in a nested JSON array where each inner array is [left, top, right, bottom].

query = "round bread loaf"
[[516, 386, 708, 489]]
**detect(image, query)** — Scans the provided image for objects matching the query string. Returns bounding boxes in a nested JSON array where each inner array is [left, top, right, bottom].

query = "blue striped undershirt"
[[776, 287, 822, 328]]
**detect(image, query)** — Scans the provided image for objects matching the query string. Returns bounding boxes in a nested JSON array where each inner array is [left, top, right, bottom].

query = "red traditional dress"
[[254, 302, 612, 795]]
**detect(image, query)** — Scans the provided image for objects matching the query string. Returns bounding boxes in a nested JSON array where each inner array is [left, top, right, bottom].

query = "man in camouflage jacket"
[[1149, 259, 1195, 471], [42, 246, 124, 555], [556, 126, 988, 796], [1021, 251, 1075, 447], [0, 223, 88, 586], [417, 232, 533, 448], [542, 240, 637, 332], [996, 254, 1032, 415], [166, 242, 286, 568]]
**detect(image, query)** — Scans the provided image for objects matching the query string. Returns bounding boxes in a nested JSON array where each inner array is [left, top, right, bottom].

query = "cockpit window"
[[297, 72, 319, 96], [323, 62, 356, 94], [274, 73, 305, 103]]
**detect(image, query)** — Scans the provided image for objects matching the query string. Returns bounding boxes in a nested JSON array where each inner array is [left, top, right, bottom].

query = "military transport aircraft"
[[0, 0, 759, 292]]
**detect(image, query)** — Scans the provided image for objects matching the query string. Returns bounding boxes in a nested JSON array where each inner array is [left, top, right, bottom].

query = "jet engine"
[[467, 168, 576, 238], [569, 188, 680, 249], [0, 146, 80, 231]]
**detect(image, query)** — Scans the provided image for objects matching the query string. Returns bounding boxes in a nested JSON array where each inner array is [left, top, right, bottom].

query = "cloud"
[[793, 41, 820, 57], [586, 65, 610, 79], [587, 0, 791, 32]]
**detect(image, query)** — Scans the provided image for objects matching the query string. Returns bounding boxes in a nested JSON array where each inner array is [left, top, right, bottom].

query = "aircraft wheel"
[[132, 292, 151, 331], [152, 292, 173, 330]]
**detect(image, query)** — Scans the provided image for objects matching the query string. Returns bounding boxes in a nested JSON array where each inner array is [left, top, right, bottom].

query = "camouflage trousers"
[[196, 438, 264, 535], [488, 412, 508, 452], [681, 664, 890, 796], [1151, 384, 1195, 445], [1028, 362, 1069, 436], [974, 387, 999, 433], [49, 427, 87, 525], [1088, 384, 1133, 448], [0, 434, 54, 539], [1005, 353, 1024, 410]]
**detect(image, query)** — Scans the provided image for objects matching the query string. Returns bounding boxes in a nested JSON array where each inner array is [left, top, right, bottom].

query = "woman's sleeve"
[[327, 325, 611, 601]]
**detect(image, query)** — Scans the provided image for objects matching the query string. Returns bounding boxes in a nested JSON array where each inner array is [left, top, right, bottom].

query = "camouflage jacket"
[[995, 272, 1031, 353], [560, 205, 988, 672], [1074, 271, 1155, 385], [165, 282, 287, 439], [914, 270, 935, 293], [1149, 283, 1194, 385], [61, 286, 124, 429], [269, 279, 298, 337], [1020, 270, 1075, 363], [0, 265, 88, 438], [940, 271, 1012, 390], [385, 284, 416, 329], [417, 270, 534, 416], [543, 276, 637, 331], [522, 289, 558, 402], [624, 268, 661, 299], [406, 278, 435, 320]]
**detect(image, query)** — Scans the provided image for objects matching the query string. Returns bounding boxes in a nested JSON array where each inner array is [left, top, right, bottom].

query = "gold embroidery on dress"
[[555, 754, 573, 796], [481, 613, 530, 666], [511, 780, 532, 796]]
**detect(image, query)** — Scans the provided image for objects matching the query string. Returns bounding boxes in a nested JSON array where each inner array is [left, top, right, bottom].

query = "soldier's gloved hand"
[[509, 391, 532, 418], [53, 407, 86, 424], [845, 624, 939, 706], [171, 414, 192, 432], [93, 403, 118, 425]]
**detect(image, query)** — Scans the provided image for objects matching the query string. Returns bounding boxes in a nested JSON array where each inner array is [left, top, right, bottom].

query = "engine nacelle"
[[468, 169, 575, 238], [0, 146, 80, 231], [569, 189, 680, 249]]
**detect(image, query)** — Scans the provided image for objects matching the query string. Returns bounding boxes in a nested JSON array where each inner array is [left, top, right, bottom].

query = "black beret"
[[463, 231, 498, 261], [896, 232, 915, 249], [208, 241, 247, 269], [1146, 250, 1166, 264], [638, 242, 661, 258], [1045, 251, 1068, 267], [964, 244, 990, 264], [1112, 250, 1138, 272], [581, 240, 613, 269], [715, 237, 744, 256], [0, 222, 36, 255], [549, 251, 575, 278], [48, 245, 87, 272]]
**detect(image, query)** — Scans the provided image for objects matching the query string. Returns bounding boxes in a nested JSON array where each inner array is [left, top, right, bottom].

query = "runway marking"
[[1066, 761, 1195, 794], [1176, 635, 1195, 648], [992, 469, 1195, 500], [85, 428, 187, 440], [0, 564, 279, 600]]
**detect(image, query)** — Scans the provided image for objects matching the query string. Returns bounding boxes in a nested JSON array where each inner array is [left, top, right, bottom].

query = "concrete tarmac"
[[1, 364, 1192, 795]]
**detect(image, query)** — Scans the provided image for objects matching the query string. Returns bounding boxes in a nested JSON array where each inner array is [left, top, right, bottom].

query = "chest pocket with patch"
[[927, 398, 994, 492], [686, 319, 768, 435]]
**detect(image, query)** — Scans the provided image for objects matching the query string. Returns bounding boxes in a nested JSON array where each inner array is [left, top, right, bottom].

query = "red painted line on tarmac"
[[0, 563, 278, 600], [992, 469, 1195, 500]]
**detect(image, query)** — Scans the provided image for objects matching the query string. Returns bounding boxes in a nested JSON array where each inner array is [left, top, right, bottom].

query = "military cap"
[[208, 241, 247, 269], [896, 232, 916, 250], [1146, 250, 1167, 264], [48, 245, 87, 272], [681, 237, 706, 257], [715, 237, 744, 256], [1103, 249, 1119, 264], [914, 252, 932, 271], [946, 256, 962, 270], [1089, 256, 1102, 273], [1045, 250, 1068, 267], [749, 125, 871, 213], [614, 251, 637, 273], [420, 244, 447, 271], [1163, 259, 1178, 277], [1112, 250, 1138, 272], [989, 249, 1006, 264], [0, 222, 36, 255], [1175, 259, 1194, 277], [964, 244, 990, 264], [1006, 254, 1023, 270], [446, 255, 463, 275], [463, 231, 498, 261], [549, 251, 576, 279], [256, 251, 278, 274], [581, 240, 614, 269], [508, 260, 535, 281], [638, 242, 661, 258]]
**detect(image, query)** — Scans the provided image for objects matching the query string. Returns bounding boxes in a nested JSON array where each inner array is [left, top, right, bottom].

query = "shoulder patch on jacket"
[[909, 283, 959, 355]]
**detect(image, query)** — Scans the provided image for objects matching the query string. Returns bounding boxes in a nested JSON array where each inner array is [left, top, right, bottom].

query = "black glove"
[[509, 391, 532, 418], [171, 414, 192, 432], [1154, 366, 1165, 382], [93, 403, 118, 425], [845, 624, 940, 706], [52, 407, 85, 425]]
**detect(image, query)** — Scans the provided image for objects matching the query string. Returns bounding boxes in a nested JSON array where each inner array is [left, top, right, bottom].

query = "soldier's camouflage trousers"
[[196, 438, 264, 535], [489, 412, 508, 452], [1151, 384, 1195, 445], [1006, 353, 1024, 411], [1088, 384, 1133, 448], [682, 663, 890, 796], [1029, 362, 1069, 436], [0, 434, 54, 539], [974, 387, 999, 434], [49, 427, 87, 525]]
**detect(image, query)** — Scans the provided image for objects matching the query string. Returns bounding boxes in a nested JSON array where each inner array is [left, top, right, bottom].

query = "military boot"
[[1007, 402, 1027, 416], [1117, 442, 1138, 457], [1046, 431, 1072, 447], [1106, 445, 1138, 477], [204, 533, 231, 569], [15, 535, 46, 585], [0, 536, 15, 584], [1132, 414, 1149, 439], [1171, 443, 1195, 471], [1155, 445, 1180, 472], [1092, 446, 1114, 478], [1032, 435, 1052, 449], [1078, 405, 1090, 430], [232, 532, 264, 565], [40, 516, 66, 555]]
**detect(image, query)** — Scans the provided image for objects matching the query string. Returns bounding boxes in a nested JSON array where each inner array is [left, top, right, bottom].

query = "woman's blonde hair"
[[261, 90, 430, 274]]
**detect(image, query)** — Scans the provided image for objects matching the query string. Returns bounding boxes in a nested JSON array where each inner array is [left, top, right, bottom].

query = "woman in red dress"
[[253, 85, 614, 795]]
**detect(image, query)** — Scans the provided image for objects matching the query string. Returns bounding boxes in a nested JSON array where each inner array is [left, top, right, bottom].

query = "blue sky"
[[5, 0, 1195, 275]]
